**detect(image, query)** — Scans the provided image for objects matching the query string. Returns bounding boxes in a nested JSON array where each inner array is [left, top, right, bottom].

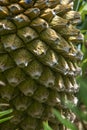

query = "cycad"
[[0, 0, 83, 130]]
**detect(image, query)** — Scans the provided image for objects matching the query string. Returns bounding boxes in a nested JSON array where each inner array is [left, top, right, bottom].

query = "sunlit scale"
[[0, 0, 83, 130]]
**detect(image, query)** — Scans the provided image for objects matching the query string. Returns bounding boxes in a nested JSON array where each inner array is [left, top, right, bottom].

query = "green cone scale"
[[0, 0, 83, 130]]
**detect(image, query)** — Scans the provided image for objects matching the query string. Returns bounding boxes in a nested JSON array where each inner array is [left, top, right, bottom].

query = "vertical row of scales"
[[0, 0, 83, 130]]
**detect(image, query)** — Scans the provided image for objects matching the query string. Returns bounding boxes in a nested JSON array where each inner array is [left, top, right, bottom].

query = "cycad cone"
[[0, 0, 83, 130]]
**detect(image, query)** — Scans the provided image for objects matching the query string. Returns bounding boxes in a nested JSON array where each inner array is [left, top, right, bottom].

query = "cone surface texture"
[[0, 0, 83, 130]]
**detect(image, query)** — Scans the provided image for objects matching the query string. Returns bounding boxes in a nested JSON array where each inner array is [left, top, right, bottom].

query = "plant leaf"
[[53, 109, 78, 130], [43, 121, 53, 130], [0, 109, 13, 118], [0, 116, 14, 124]]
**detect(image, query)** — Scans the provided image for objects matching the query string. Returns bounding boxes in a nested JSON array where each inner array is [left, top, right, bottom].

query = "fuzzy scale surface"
[[0, 0, 83, 130]]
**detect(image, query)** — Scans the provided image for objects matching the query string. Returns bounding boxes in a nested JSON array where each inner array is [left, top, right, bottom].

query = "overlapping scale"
[[8, 3, 24, 14], [12, 14, 30, 28], [12, 95, 31, 111], [4, 67, 25, 86], [0, 6, 9, 19], [11, 48, 34, 68], [1, 34, 24, 51], [10, 110, 24, 125], [0, 54, 15, 72], [33, 86, 49, 102], [21, 116, 38, 130], [63, 11, 81, 25], [18, 78, 37, 96], [0, 19, 16, 35], [30, 18, 49, 33], [0, 85, 14, 101], [17, 27, 38, 43], [0, 0, 83, 130], [24, 60, 43, 79], [24, 8, 40, 19]]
